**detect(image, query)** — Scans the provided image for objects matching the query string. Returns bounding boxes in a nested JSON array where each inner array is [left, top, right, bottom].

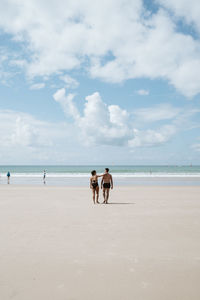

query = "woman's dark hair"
[[91, 170, 96, 176], [105, 168, 109, 172]]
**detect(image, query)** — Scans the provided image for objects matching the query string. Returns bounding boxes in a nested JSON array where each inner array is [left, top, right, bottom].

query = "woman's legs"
[[96, 186, 100, 203], [92, 187, 100, 204], [92, 189, 95, 204]]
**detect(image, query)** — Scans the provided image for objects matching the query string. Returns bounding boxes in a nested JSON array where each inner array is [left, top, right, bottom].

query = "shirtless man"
[[101, 168, 113, 204]]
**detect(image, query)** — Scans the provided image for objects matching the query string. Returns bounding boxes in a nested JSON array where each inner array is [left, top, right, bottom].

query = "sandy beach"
[[0, 185, 200, 300]]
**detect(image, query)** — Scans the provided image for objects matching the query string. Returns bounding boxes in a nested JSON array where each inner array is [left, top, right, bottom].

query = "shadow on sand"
[[104, 202, 135, 205]]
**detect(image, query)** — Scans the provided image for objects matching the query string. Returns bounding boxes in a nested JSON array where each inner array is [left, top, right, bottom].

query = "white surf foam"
[[1, 172, 200, 178]]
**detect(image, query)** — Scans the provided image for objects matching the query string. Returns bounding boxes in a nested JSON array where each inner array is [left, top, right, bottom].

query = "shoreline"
[[0, 176, 200, 186], [1, 183, 200, 187]]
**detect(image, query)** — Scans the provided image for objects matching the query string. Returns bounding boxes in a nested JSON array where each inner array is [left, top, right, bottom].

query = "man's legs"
[[103, 188, 110, 204], [105, 189, 110, 203], [103, 188, 106, 203]]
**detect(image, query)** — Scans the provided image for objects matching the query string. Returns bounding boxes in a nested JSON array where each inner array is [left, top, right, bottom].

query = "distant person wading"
[[43, 170, 46, 184], [7, 171, 10, 184]]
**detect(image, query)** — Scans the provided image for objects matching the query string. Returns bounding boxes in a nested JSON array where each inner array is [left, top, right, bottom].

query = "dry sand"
[[0, 185, 200, 300]]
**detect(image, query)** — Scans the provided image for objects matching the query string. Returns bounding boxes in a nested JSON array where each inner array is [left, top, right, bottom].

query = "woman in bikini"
[[90, 170, 103, 204]]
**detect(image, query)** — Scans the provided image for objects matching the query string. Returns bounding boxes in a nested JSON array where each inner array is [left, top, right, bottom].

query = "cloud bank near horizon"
[[53, 89, 199, 149], [0, 89, 199, 164]]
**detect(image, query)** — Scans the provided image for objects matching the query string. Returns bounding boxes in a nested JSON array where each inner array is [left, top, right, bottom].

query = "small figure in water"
[[101, 168, 113, 204], [7, 171, 10, 184], [43, 170, 46, 184], [90, 170, 103, 204]]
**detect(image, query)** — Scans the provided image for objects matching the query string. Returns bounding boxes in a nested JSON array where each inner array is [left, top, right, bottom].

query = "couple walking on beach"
[[90, 168, 113, 204]]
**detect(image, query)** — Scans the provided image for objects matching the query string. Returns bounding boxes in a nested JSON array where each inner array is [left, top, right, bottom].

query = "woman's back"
[[91, 175, 98, 183]]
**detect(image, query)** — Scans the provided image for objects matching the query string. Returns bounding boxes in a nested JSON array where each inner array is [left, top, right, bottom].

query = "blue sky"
[[0, 0, 200, 165]]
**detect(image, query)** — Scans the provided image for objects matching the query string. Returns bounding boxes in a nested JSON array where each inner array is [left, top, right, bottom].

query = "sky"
[[0, 0, 200, 165]]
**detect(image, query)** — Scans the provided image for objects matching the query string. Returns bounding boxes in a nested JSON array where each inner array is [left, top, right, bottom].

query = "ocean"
[[0, 165, 200, 186]]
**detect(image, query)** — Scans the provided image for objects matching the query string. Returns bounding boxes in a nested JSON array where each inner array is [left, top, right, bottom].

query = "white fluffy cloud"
[[53, 89, 182, 148], [157, 0, 200, 32], [60, 75, 79, 89], [0, 110, 57, 148], [133, 104, 180, 122], [53, 90, 131, 146], [0, 109, 76, 163], [53, 89, 80, 119], [0, 0, 200, 96], [30, 83, 45, 90], [128, 125, 177, 148], [137, 89, 149, 96]]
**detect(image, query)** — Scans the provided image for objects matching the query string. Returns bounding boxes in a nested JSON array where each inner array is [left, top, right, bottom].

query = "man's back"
[[101, 168, 113, 203]]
